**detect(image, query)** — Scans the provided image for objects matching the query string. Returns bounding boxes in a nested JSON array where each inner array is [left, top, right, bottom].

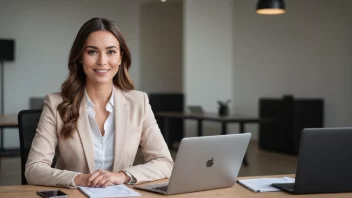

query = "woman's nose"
[[97, 54, 108, 66]]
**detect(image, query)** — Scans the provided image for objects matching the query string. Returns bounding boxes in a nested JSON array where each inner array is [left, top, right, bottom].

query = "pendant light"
[[256, 0, 286, 15]]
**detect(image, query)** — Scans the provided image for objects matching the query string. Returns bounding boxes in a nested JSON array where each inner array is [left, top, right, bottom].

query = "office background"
[[0, 0, 351, 152]]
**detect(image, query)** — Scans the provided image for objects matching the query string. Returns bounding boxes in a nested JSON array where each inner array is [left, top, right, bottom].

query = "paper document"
[[78, 184, 140, 197], [237, 177, 295, 192]]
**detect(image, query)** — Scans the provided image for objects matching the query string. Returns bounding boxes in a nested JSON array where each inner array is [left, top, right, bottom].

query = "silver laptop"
[[134, 133, 251, 195]]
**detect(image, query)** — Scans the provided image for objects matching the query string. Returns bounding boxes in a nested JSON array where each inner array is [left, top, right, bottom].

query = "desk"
[[156, 112, 266, 165], [1, 175, 351, 198], [0, 114, 19, 156]]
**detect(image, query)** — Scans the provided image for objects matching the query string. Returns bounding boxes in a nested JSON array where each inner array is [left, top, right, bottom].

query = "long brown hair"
[[58, 17, 134, 139]]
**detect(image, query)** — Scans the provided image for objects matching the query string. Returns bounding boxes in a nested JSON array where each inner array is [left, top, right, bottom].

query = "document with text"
[[78, 184, 141, 197], [237, 177, 295, 192]]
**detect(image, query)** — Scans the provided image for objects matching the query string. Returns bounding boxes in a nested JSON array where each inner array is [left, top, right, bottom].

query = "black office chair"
[[18, 110, 42, 185]]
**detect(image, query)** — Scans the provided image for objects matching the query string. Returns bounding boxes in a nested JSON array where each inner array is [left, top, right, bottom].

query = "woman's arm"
[[25, 94, 81, 188], [123, 92, 174, 183]]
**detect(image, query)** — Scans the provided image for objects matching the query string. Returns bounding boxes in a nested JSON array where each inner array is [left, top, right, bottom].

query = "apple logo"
[[206, 157, 214, 167]]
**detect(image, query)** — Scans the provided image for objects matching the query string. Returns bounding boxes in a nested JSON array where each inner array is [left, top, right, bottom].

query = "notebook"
[[237, 177, 295, 192], [78, 184, 140, 197]]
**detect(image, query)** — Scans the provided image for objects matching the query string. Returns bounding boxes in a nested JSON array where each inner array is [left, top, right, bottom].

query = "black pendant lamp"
[[256, 0, 286, 15]]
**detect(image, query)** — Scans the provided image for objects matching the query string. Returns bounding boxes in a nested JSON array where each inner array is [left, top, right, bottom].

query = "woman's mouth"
[[93, 69, 110, 75]]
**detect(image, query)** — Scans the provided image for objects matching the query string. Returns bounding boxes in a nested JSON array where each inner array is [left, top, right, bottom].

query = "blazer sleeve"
[[25, 94, 80, 188], [123, 93, 174, 183]]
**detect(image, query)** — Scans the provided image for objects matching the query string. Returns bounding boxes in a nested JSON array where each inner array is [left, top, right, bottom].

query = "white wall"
[[232, 0, 352, 139], [183, 0, 235, 137], [140, 0, 183, 93], [0, 0, 141, 148]]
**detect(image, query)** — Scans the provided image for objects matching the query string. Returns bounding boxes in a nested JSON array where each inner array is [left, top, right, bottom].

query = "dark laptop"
[[272, 127, 352, 194]]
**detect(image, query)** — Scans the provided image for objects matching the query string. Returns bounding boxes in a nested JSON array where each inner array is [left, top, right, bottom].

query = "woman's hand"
[[87, 169, 130, 188], [73, 174, 92, 187]]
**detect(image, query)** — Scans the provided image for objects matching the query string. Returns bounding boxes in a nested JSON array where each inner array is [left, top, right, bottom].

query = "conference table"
[[156, 112, 269, 166], [0, 175, 350, 198], [0, 114, 19, 156]]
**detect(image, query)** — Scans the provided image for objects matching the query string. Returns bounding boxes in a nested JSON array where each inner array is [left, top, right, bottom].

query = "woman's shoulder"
[[117, 89, 149, 108], [122, 89, 145, 97], [119, 89, 148, 105], [43, 92, 63, 106]]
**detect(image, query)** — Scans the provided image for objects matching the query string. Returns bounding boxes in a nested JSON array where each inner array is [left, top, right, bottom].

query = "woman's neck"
[[85, 82, 113, 108]]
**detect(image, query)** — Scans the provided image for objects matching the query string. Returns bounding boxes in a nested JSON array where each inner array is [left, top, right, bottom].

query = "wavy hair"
[[58, 18, 134, 139]]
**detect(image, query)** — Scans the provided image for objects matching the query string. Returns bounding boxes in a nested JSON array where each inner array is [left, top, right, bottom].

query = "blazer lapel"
[[77, 97, 95, 173], [112, 87, 128, 171]]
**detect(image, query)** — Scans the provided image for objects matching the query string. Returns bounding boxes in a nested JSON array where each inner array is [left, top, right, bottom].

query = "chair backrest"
[[18, 109, 42, 185]]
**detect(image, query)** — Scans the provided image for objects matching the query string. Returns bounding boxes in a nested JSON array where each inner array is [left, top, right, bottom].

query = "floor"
[[0, 141, 298, 186]]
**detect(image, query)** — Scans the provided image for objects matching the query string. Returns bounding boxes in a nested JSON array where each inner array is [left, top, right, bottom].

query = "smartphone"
[[36, 190, 68, 198]]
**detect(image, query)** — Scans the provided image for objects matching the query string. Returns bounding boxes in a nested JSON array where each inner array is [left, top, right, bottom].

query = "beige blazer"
[[25, 87, 174, 188]]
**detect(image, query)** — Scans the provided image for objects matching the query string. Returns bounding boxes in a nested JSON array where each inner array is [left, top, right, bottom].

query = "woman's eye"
[[107, 50, 116, 55], [87, 50, 97, 55]]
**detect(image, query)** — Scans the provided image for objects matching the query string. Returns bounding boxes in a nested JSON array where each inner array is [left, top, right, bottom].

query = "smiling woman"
[[82, 31, 122, 86], [60, 18, 134, 139], [24, 18, 174, 189]]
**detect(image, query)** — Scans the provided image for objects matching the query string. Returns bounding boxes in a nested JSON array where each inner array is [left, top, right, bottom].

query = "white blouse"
[[69, 90, 135, 187], [85, 90, 115, 171]]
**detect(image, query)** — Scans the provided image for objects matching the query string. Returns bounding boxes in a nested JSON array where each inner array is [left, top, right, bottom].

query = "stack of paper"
[[78, 184, 140, 197], [237, 177, 295, 192]]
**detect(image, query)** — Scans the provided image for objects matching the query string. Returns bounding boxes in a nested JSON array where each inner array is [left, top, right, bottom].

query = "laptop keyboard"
[[152, 185, 168, 192]]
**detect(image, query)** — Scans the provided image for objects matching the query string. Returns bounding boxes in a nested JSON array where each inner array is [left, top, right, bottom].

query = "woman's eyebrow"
[[106, 46, 118, 49], [85, 46, 118, 49], [85, 46, 98, 49]]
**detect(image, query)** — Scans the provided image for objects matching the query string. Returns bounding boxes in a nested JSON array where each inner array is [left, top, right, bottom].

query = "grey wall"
[[232, 0, 352, 139], [183, 0, 235, 137], [0, 0, 141, 148], [182, 0, 352, 139], [140, 0, 183, 93]]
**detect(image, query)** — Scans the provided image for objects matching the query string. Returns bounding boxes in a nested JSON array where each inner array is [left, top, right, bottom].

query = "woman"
[[25, 17, 174, 188]]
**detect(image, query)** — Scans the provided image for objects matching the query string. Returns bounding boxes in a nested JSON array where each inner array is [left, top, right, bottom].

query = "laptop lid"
[[187, 106, 204, 114], [293, 127, 352, 194], [165, 133, 251, 195]]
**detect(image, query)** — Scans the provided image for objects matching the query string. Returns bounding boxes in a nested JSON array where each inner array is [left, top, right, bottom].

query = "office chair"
[[18, 109, 44, 185]]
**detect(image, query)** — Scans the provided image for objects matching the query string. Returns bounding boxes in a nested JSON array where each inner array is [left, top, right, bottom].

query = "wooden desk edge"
[[3, 174, 352, 198], [0, 175, 294, 197]]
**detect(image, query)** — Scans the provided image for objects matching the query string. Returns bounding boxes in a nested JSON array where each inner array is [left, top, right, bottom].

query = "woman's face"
[[81, 30, 122, 86]]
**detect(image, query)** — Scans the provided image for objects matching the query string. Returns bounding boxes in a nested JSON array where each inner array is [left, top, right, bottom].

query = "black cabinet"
[[149, 93, 184, 144], [259, 95, 324, 155]]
